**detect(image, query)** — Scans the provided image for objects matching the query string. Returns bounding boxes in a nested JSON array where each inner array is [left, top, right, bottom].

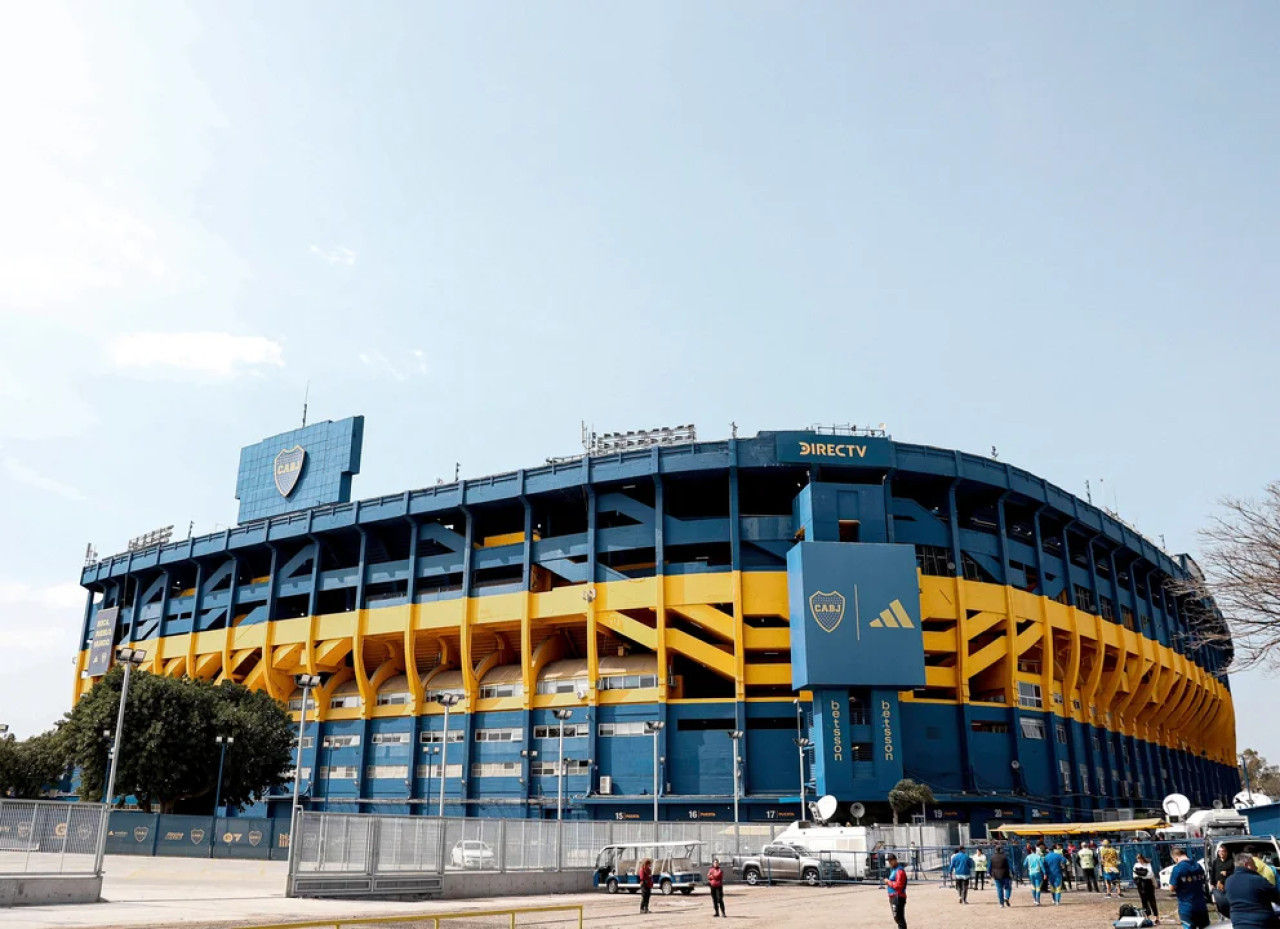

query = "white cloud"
[[413, 348, 427, 375], [108, 332, 284, 376], [2, 456, 85, 500], [309, 244, 356, 266], [0, 579, 87, 612]]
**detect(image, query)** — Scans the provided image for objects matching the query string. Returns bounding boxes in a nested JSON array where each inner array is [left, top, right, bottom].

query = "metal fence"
[[0, 800, 108, 876]]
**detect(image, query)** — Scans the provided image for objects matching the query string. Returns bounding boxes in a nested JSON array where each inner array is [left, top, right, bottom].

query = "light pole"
[[645, 720, 665, 834], [95, 647, 145, 876], [728, 730, 743, 855], [290, 673, 322, 867], [103, 647, 146, 809], [794, 697, 808, 822], [436, 693, 461, 818], [553, 708, 574, 822], [794, 737, 812, 822], [422, 745, 440, 810], [214, 735, 235, 815]]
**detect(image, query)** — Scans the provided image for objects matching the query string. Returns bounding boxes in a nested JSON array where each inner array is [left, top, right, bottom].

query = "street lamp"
[[645, 720, 665, 832], [103, 647, 146, 808], [290, 673, 322, 866], [94, 647, 145, 875], [794, 698, 808, 822], [421, 745, 441, 809], [214, 735, 235, 815], [436, 692, 462, 818], [727, 730, 743, 853], [553, 708, 574, 823], [794, 737, 812, 823]]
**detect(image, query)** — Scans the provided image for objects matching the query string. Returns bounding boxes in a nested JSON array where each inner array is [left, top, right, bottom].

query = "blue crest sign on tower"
[[236, 417, 363, 523]]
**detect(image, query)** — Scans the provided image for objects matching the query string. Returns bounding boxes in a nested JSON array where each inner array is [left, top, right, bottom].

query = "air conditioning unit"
[[599, 776, 613, 795]]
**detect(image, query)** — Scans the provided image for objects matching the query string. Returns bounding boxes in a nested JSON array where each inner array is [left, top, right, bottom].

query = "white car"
[[451, 839, 496, 869], [1159, 836, 1280, 889]]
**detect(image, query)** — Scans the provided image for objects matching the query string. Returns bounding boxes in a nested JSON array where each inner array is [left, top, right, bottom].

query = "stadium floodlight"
[[94, 647, 146, 873], [0, 724, 8, 735], [214, 735, 235, 814], [436, 693, 462, 817], [644, 721, 665, 831], [288, 673, 323, 868], [727, 730, 744, 847]]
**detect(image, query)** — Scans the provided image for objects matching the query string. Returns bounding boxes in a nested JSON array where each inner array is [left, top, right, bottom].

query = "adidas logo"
[[868, 599, 915, 629]]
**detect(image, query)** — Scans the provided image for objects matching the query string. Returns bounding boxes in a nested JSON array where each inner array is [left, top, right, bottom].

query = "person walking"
[[1168, 846, 1211, 929], [1062, 842, 1075, 892], [1044, 844, 1067, 906], [989, 845, 1016, 908], [1024, 844, 1046, 906], [950, 845, 974, 904], [1078, 842, 1099, 893], [1209, 844, 1236, 920], [1100, 839, 1123, 898], [1224, 854, 1280, 929], [638, 858, 653, 915], [973, 847, 988, 890], [884, 852, 909, 929], [1132, 853, 1161, 923], [707, 858, 726, 917]]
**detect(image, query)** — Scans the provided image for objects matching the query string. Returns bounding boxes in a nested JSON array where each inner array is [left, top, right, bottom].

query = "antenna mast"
[[302, 381, 310, 428]]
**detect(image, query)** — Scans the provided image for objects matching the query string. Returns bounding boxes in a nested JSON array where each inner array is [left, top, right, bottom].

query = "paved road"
[[6, 855, 1163, 929]]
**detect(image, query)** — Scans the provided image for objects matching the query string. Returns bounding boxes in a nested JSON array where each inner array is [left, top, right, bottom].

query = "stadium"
[[74, 419, 1238, 831]]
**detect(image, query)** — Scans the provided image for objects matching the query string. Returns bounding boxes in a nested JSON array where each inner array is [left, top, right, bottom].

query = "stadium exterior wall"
[[74, 430, 1238, 832]]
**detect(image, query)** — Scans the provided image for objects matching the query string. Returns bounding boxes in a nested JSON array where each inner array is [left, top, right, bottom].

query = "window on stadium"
[[371, 732, 410, 745], [415, 763, 463, 779], [1016, 681, 1043, 708], [1059, 760, 1071, 791], [288, 697, 318, 712], [330, 694, 362, 710], [376, 691, 412, 706], [319, 765, 358, 779], [424, 688, 465, 703], [531, 760, 589, 776], [598, 674, 658, 691], [536, 678, 588, 695], [365, 765, 409, 779], [322, 734, 361, 748], [534, 724, 586, 739], [419, 730, 464, 744], [1018, 717, 1045, 740], [915, 545, 952, 578], [471, 762, 520, 778], [969, 721, 1009, 734], [475, 727, 523, 742], [479, 682, 523, 699], [1055, 724, 1067, 744], [598, 722, 649, 737]]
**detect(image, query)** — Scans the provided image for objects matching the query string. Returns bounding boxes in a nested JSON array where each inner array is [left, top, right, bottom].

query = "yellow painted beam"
[[665, 628, 735, 679]]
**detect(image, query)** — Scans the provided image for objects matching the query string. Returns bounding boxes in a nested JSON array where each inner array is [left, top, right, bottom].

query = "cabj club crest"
[[808, 590, 846, 634], [273, 445, 306, 497]]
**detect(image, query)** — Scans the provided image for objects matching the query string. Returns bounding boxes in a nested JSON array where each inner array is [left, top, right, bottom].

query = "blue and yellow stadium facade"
[[75, 427, 1237, 830]]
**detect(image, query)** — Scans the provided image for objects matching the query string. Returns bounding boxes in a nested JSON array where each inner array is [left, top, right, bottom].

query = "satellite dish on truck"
[[850, 802, 866, 824], [1162, 793, 1191, 820], [1234, 790, 1273, 809], [816, 795, 839, 824]]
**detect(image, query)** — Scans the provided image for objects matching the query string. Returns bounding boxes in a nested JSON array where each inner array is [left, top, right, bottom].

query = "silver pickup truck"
[[731, 843, 838, 886]]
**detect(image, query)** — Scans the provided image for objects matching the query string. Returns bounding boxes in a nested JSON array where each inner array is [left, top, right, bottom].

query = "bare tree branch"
[[1171, 482, 1280, 673]]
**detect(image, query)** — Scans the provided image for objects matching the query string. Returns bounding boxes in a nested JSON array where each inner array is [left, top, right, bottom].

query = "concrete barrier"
[[0, 874, 103, 907], [440, 870, 597, 899]]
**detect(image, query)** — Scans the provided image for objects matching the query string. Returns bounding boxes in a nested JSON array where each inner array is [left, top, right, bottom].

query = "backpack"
[[1117, 903, 1137, 918]]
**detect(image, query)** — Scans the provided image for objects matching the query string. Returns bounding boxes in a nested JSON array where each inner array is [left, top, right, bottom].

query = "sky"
[[1, 2, 1277, 771]]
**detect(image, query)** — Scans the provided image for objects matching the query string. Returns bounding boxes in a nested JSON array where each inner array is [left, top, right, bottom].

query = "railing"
[[240, 904, 583, 929], [0, 800, 108, 877]]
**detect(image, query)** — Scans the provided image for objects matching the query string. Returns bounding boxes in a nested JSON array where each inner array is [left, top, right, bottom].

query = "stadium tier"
[[75, 421, 1237, 829]]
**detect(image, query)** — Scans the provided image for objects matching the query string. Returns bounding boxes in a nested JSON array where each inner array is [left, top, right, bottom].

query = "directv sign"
[[775, 432, 893, 468], [786, 542, 925, 690], [235, 417, 364, 524]]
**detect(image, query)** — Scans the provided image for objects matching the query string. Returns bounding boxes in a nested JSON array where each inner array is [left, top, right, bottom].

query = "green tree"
[[888, 778, 936, 825], [0, 729, 71, 799], [62, 668, 295, 813], [1240, 748, 1280, 799]]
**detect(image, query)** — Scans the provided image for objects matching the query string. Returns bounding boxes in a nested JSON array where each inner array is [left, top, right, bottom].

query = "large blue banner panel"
[[787, 542, 925, 690], [235, 416, 364, 524]]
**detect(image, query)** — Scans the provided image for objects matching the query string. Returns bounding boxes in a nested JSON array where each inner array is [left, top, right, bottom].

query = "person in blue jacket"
[[950, 845, 974, 904], [1224, 854, 1280, 929], [1168, 846, 1211, 929], [1043, 844, 1067, 906], [1024, 844, 1046, 906]]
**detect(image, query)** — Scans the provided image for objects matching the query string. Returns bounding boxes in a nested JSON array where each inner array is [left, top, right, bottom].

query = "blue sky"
[[1, 3, 1276, 770]]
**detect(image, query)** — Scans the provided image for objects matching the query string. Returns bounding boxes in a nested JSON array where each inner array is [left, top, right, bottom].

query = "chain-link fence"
[[0, 800, 108, 876]]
